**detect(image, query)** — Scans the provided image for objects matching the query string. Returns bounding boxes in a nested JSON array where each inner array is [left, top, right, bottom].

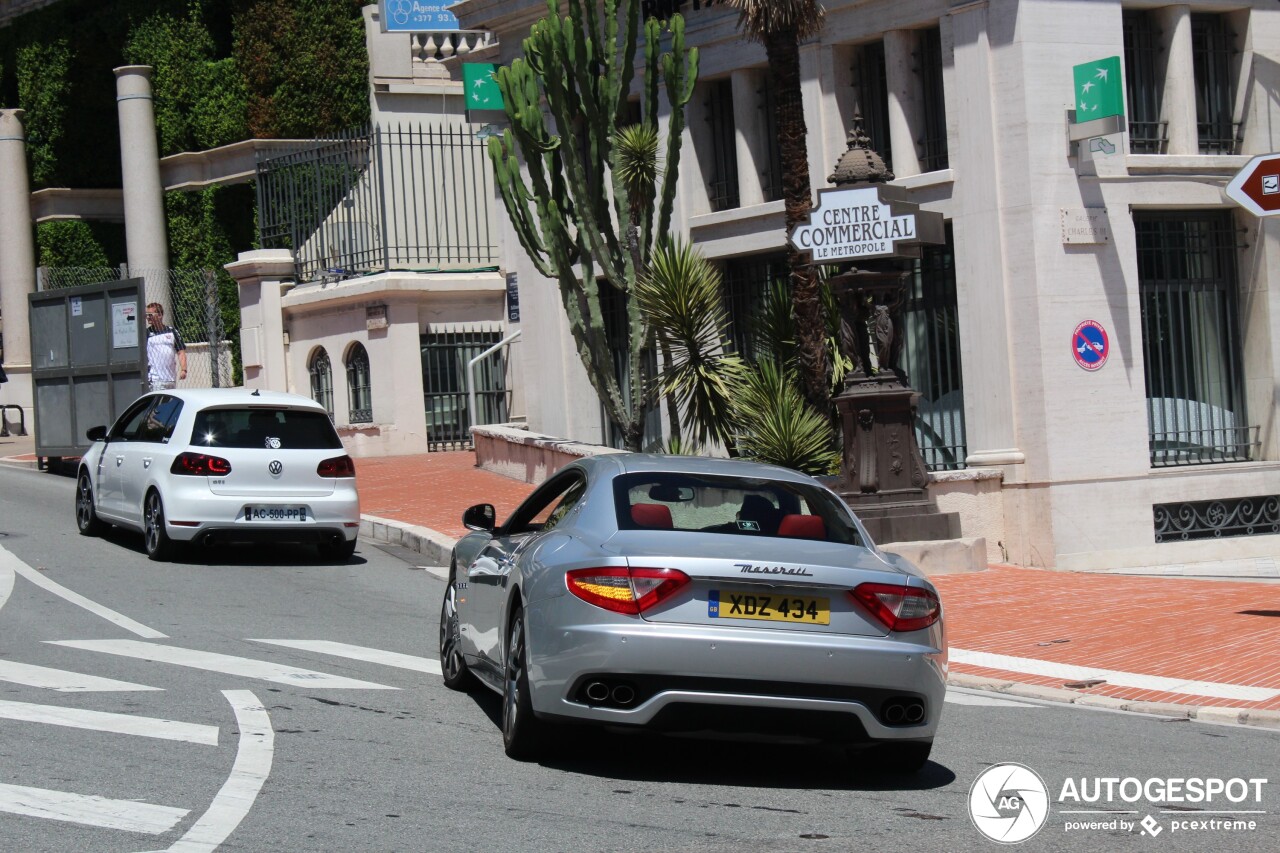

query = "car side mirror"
[[462, 503, 496, 532], [86, 425, 107, 442]]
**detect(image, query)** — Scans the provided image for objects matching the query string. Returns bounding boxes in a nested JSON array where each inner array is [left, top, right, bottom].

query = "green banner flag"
[[463, 63, 504, 110], [1073, 56, 1124, 121]]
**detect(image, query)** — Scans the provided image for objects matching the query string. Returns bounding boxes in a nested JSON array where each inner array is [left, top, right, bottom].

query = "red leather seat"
[[778, 514, 825, 540], [631, 503, 673, 529]]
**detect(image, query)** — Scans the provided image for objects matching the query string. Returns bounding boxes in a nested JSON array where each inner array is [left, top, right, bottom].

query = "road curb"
[[947, 672, 1280, 729], [360, 513, 456, 566]]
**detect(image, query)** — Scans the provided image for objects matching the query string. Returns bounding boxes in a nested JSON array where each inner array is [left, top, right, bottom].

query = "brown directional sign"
[[1225, 153, 1280, 217]]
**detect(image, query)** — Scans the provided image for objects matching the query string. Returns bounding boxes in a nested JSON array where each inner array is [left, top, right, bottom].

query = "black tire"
[[439, 569, 476, 691], [502, 607, 545, 761], [861, 740, 933, 774], [317, 536, 357, 561], [75, 471, 106, 537], [143, 490, 176, 562]]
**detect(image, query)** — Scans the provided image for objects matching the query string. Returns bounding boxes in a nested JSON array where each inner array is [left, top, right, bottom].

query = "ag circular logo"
[[1072, 319, 1110, 371], [968, 762, 1051, 844], [268, 460, 283, 476]]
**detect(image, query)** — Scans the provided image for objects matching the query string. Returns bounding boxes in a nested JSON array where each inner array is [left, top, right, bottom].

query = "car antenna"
[[251, 389, 260, 396]]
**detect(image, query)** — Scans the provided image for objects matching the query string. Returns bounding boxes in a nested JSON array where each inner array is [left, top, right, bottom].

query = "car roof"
[[147, 387, 326, 411], [580, 452, 821, 486]]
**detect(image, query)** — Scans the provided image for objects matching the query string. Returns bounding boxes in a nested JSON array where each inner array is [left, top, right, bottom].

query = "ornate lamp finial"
[[827, 115, 894, 186]]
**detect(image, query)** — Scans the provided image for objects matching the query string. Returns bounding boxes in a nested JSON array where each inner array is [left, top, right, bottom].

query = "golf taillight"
[[566, 567, 690, 615], [849, 583, 941, 632], [171, 452, 232, 476], [317, 455, 355, 477]]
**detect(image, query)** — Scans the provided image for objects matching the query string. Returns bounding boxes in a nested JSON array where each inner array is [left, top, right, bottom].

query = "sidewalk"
[[4, 438, 1278, 728]]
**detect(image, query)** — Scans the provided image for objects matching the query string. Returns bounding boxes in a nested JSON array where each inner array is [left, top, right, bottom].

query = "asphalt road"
[[0, 464, 1275, 852]]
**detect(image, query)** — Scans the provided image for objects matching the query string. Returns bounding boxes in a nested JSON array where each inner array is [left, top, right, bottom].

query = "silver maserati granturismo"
[[440, 453, 946, 771]]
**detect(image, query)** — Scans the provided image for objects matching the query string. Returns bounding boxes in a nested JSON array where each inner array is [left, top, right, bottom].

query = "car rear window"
[[612, 472, 865, 547], [190, 407, 342, 450]]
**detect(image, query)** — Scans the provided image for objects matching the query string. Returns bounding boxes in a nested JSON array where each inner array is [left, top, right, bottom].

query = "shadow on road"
[[92, 524, 369, 568], [466, 690, 955, 791]]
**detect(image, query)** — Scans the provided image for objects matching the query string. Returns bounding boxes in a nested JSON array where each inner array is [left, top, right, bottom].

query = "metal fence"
[[420, 327, 510, 451], [37, 266, 234, 390], [1135, 211, 1255, 466], [256, 123, 499, 283]]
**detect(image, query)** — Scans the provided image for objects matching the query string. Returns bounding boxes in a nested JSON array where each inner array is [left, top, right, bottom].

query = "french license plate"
[[708, 589, 830, 625], [244, 506, 307, 522]]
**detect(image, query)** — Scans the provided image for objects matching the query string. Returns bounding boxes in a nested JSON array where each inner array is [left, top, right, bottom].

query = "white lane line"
[[0, 660, 162, 692], [0, 551, 13, 613], [944, 689, 1043, 708], [0, 783, 188, 834], [0, 699, 217, 745], [48, 639, 397, 690], [2, 545, 166, 639], [950, 649, 1280, 702], [249, 639, 443, 675], [159, 690, 274, 853]]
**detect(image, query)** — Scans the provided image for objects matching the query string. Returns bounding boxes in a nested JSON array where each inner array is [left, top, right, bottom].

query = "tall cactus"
[[489, 0, 698, 450]]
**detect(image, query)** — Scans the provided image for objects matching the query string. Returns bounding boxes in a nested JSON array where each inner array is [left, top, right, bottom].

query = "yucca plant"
[[731, 358, 841, 475], [637, 239, 746, 451]]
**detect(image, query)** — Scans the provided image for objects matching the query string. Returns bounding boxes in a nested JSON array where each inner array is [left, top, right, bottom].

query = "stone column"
[[1156, 6, 1198, 156], [884, 30, 923, 178], [730, 68, 765, 207], [225, 249, 295, 392], [114, 66, 170, 312], [0, 108, 35, 414]]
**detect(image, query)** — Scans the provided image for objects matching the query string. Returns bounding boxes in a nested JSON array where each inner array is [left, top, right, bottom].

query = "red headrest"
[[778, 514, 825, 540], [631, 503, 673, 529]]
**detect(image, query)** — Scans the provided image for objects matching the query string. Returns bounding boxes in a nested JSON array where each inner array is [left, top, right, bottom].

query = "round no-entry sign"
[[1072, 320, 1109, 371]]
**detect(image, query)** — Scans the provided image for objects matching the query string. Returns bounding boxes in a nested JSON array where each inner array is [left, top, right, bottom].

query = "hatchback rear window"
[[612, 472, 865, 547], [190, 408, 342, 450]]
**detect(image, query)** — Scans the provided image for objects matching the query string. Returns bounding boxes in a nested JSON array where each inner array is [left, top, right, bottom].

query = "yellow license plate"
[[709, 590, 830, 625]]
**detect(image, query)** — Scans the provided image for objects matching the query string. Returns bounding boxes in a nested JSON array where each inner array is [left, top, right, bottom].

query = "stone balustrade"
[[411, 30, 496, 70]]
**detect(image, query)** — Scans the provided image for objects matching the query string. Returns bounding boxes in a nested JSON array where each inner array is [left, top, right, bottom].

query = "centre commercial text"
[[793, 201, 916, 260]]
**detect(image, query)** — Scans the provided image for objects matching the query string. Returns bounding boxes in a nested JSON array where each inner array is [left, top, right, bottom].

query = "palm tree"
[[723, 0, 829, 415]]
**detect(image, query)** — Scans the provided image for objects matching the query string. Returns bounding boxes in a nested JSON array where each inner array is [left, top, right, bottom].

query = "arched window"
[[308, 348, 333, 417], [345, 342, 372, 423]]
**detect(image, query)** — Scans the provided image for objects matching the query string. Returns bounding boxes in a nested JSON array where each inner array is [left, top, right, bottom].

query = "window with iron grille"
[[1134, 211, 1256, 466], [1192, 14, 1240, 155], [345, 342, 372, 423], [598, 282, 661, 449], [309, 348, 334, 417], [916, 27, 948, 172], [1123, 9, 1167, 154], [722, 252, 788, 362], [420, 328, 509, 451], [854, 40, 892, 174], [900, 225, 967, 471], [758, 76, 783, 202], [704, 79, 740, 211]]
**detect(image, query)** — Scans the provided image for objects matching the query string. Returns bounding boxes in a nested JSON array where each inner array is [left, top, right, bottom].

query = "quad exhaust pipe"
[[581, 679, 638, 708], [881, 699, 926, 726]]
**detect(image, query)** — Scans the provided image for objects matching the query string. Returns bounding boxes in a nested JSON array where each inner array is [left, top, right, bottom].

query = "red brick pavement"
[[355, 451, 534, 538]]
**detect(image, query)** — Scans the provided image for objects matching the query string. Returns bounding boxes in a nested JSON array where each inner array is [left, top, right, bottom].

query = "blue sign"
[[380, 0, 459, 32], [1072, 320, 1110, 371]]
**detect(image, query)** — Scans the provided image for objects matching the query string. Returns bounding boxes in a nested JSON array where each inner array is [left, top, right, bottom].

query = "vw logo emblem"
[[268, 460, 283, 476]]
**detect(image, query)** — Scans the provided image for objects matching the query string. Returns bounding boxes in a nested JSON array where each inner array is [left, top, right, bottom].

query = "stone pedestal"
[[834, 375, 960, 544]]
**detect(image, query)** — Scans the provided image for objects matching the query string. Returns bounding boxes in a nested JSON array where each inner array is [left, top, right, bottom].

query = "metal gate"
[[421, 328, 509, 451], [28, 278, 147, 458]]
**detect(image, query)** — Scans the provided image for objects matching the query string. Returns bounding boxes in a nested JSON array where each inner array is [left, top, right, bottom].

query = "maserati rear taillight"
[[317, 455, 355, 477], [566, 567, 690, 615], [849, 583, 941, 632], [171, 452, 232, 476]]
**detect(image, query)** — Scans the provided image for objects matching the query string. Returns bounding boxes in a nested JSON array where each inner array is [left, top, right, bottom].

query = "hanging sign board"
[[789, 185, 944, 263]]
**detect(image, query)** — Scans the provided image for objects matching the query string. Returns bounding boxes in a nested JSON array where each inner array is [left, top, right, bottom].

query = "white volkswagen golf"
[[75, 388, 361, 561]]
